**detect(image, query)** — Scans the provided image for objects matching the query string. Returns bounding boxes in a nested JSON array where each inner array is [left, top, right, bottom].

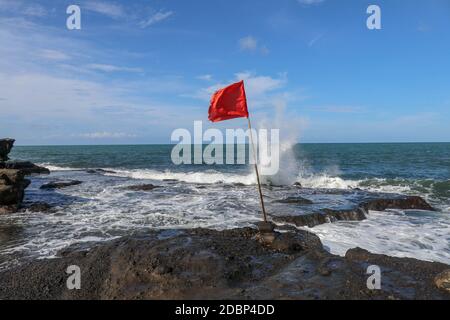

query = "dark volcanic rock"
[[0, 169, 30, 214], [274, 196, 313, 205], [0, 227, 448, 300], [434, 269, 450, 293], [0, 139, 50, 214], [273, 208, 367, 228], [85, 168, 116, 175], [20, 202, 53, 213], [40, 180, 82, 190], [271, 195, 434, 228], [121, 184, 160, 191], [0, 138, 15, 162], [0, 161, 50, 175], [362, 196, 435, 211], [345, 248, 450, 299]]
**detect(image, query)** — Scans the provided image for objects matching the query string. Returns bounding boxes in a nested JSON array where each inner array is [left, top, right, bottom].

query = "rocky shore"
[[0, 137, 449, 300], [0, 139, 49, 214], [0, 226, 448, 300]]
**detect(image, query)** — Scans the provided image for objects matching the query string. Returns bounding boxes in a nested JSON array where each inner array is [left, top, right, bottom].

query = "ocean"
[[1, 143, 449, 268]]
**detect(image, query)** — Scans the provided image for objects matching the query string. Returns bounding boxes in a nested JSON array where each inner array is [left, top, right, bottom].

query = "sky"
[[0, 0, 449, 145]]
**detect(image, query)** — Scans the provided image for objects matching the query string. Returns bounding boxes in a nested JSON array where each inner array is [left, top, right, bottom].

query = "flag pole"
[[247, 116, 268, 222]]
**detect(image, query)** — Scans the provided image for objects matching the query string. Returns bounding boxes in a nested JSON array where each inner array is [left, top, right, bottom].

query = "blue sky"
[[0, 0, 449, 145]]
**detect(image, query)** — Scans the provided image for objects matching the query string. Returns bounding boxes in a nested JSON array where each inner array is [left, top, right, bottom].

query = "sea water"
[[0, 143, 449, 267]]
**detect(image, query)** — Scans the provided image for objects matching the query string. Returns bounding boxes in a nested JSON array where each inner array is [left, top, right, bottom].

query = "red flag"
[[208, 80, 249, 122]]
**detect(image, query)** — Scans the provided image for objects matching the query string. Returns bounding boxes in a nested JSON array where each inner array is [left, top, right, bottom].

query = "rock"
[[256, 221, 276, 233], [434, 269, 450, 292], [85, 168, 116, 175], [274, 196, 313, 205], [293, 182, 302, 187], [0, 169, 30, 214], [20, 202, 53, 213], [0, 138, 15, 162], [40, 180, 82, 190], [0, 205, 16, 214], [0, 227, 448, 300], [271, 195, 434, 228], [121, 184, 160, 191], [0, 161, 50, 175], [362, 196, 435, 211], [232, 182, 246, 187], [0, 139, 50, 214], [273, 208, 367, 228]]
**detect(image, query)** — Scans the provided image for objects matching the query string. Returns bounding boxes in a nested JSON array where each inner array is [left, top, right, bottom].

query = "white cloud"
[[140, 10, 173, 28], [239, 36, 269, 54], [235, 72, 286, 95], [308, 33, 324, 47], [239, 36, 258, 51], [39, 49, 71, 61], [22, 3, 47, 17], [197, 74, 213, 81], [297, 0, 325, 6], [76, 132, 137, 139], [84, 1, 125, 19], [0, 0, 47, 17], [191, 72, 287, 106], [86, 63, 143, 73], [260, 45, 270, 55], [306, 105, 366, 113]]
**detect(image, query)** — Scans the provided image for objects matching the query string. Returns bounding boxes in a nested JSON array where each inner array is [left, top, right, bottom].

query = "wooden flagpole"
[[247, 117, 268, 222]]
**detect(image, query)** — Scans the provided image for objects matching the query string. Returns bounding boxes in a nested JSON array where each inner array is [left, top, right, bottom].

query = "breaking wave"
[[42, 164, 449, 211], [109, 168, 257, 185]]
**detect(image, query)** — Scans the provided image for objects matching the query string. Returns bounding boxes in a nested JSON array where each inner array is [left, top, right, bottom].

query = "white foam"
[[298, 174, 360, 189], [37, 163, 79, 171], [310, 210, 450, 265], [108, 168, 257, 185]]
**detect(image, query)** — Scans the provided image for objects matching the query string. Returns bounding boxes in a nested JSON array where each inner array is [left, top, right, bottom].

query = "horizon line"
[[12, 141, 450, 147]]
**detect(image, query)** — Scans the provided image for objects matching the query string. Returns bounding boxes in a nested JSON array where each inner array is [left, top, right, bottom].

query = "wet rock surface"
[[19, 202, 53, 213], [270, 190, 435, 228], [0, 169, 30, 214], [434, 269, 450, 293], [0, 139, 15, 162], [0, 226, 448, 300], [0, 161, 50, 175], [85, 168, 116, 175], [274, 196, 313, 205], [40, 180, 82, 190], [0, 138, 50, 214], [121, 184, 160, 191]]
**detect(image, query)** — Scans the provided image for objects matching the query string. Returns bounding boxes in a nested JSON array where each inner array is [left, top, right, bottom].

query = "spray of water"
[[256, 98, 305, 186]]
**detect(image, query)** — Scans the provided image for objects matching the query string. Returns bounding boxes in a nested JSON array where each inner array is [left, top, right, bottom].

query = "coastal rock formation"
[[273, 208, 367, 228], [0, 227, 448, 300], [434, 270, 450, 293], [0, 161, 50, 175], [0, 138, 50, 213], [19, 202, 53, 213], [0, 169, 30, 214], [0, 139, 15, 162], [361, 196, 434, 211], [121, 184, 160, 191], [85, 168, 116, 175], [40, 180, 82, 190], [274, 196, 313, 205], [272, 195, 435, 228]]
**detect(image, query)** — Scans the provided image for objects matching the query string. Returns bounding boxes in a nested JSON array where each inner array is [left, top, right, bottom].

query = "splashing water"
[[257, 99, 304, 185]]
